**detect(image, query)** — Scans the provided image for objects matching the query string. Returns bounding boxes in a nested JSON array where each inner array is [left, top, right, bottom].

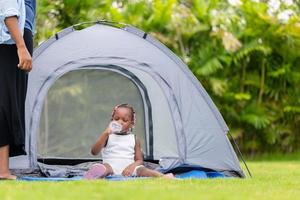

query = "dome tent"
[[10, 21, 245, 178]]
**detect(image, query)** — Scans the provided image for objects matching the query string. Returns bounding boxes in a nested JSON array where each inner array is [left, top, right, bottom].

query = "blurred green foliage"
[[36, 0, 300, 154]]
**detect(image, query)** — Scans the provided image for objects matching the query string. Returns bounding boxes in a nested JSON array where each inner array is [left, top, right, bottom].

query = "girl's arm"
[[91, 127, 111, 155], [133, 138, 143, 165], [5, 16, 32, 72]]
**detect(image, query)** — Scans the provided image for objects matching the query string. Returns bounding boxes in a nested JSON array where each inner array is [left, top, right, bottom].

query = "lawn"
[[1, 161, 299, 200]]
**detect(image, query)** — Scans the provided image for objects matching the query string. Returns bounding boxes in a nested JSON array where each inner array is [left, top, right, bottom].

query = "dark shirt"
[[25, 0, 36, 33]]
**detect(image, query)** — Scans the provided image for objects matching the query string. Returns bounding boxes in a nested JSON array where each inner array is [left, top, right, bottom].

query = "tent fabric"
[[10, 22, 244, 177], [12, 161, 160, 179]]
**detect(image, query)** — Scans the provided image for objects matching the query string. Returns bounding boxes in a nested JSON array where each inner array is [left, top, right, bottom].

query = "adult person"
[[24, 0, 36, 55], [0, 0, 36, 180]]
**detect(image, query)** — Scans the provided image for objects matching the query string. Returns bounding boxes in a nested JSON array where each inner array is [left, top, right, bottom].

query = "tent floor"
[[11, 160, 160, 178], [11, 159, 232, 179]]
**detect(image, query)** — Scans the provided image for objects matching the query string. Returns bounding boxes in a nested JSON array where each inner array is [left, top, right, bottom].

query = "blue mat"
[[18, 170, 225, 181], [175, 170, 225, 179]]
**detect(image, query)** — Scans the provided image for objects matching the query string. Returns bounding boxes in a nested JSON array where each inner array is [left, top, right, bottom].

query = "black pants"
[[0, 29, 33, 157]]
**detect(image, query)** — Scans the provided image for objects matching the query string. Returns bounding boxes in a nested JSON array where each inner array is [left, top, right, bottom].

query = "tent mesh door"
[[38, 69, 146, 159]]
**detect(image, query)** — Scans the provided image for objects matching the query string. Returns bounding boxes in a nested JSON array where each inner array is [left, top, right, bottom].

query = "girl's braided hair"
[[111, 103, 136, 126]]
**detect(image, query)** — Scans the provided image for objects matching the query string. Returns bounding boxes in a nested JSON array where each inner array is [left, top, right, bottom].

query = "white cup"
[[109, 121, 122, 134]]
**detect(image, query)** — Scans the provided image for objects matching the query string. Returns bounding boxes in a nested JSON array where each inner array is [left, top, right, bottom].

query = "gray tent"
[[10, 21, 245, 177]]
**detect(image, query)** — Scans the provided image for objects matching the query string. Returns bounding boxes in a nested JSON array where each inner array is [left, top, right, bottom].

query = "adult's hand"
[[17, 45, 32, 72]]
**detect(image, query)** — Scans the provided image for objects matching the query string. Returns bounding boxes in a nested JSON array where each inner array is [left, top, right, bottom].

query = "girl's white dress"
[[101, 133, 142, 175]]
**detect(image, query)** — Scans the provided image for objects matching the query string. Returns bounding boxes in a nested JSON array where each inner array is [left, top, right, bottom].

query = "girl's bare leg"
[[0, 145, 16, 180], [136, 166, 175, 179], [102, 163, 114, 177]]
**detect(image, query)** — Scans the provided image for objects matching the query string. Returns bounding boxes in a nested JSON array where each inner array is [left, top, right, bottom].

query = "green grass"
[[1, 161, 299, 200], [247, 151, 300, 161]]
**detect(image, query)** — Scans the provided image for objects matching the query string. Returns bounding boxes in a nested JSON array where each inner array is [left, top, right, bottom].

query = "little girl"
[[84, 103, 174, 179]]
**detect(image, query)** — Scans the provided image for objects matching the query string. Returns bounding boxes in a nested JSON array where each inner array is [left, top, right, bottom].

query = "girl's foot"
[[0, 173, 17, 180], [84, 164, 106, 180], [162, 173, 176, 179]]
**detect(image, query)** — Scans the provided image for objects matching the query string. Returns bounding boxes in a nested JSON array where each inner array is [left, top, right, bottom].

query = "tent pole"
[[228, 132, 252, 178], [44, 96, 49, 154]]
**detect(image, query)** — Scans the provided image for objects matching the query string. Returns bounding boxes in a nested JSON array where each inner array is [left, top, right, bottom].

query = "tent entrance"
[[37, 67, 153, 164]]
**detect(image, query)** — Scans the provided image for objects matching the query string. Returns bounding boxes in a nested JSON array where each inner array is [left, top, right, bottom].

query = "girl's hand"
[[104, 126, 112, 135], [17, 46, 32, 72], [122, 164, 136, 177]]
